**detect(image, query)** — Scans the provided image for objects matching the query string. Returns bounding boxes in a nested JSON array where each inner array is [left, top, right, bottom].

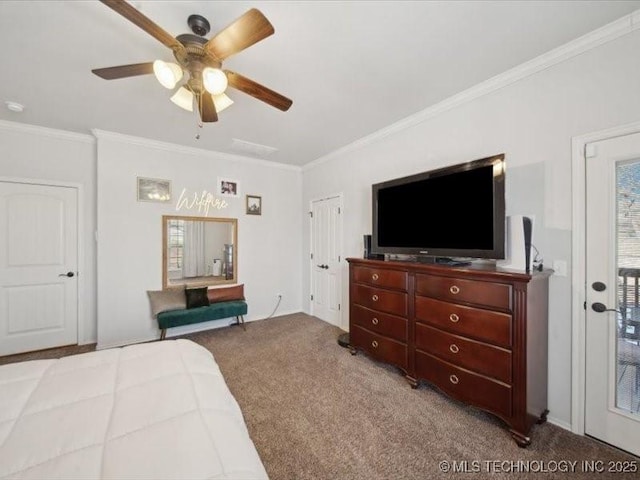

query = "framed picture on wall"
[[246, 195, 262, 215], [137, 177, 171, 202], [218, 177, 240, 198]]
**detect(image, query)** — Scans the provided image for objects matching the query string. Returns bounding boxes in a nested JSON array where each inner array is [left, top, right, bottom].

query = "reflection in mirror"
[[162, 215, 237, 289]]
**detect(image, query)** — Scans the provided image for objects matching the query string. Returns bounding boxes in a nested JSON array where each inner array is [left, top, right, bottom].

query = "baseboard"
[[96, 334, 157, 351], [257, 309, 302, 319], [547, 415, 573, 432], [97, 311, 308, 348]]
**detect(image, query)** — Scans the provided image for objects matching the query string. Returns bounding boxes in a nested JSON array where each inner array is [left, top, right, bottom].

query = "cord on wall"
[[227, 294, 282, 327], [531, 243, 544, 271], [263, 294, 282, 320]]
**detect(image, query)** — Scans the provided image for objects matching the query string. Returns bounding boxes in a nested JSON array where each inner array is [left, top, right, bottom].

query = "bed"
[[0, 339, 268, 480]]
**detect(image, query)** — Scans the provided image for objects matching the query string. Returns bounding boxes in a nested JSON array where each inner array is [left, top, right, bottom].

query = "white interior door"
[[0, 181, 78, 356], [310, 196, 342, 327], [585, 132, 640, 456]]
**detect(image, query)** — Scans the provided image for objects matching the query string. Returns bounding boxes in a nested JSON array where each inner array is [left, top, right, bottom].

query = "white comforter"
[[0, 339, 268, 480]]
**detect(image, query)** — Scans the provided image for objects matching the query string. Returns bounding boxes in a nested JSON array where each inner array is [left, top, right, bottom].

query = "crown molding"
[[92, 129, 302, 172], [303, 9, 640, 172], [0, 119, 95, 144]]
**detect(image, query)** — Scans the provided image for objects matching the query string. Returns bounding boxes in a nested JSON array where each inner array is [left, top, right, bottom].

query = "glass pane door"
[[616, 160, 640, 414]]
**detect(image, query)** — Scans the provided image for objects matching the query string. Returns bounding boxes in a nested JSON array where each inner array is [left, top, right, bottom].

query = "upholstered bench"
[[148, 284, 247, 339], [157, 300, 247, 339]]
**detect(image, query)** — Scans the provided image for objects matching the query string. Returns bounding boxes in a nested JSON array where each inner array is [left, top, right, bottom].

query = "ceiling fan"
[[92, 0, 293, 123]]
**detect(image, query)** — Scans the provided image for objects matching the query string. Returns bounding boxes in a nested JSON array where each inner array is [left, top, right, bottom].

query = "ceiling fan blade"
[[225, 70, 292, 112], [199, 92, 218, 123], [100, 0, 185, 55], [92, 62, 154, 80], [205, 9, 274, 61]]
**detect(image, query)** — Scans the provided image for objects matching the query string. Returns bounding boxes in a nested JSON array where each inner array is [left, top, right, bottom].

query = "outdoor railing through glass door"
[[616, 162, 640, 414]]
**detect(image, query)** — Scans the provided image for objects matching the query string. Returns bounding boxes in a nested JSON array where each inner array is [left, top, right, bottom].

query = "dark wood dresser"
[[347, 257, 551, 447]]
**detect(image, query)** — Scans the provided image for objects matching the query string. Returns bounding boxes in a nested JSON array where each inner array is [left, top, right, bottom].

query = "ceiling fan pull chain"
[[195, 94, 203, 140]]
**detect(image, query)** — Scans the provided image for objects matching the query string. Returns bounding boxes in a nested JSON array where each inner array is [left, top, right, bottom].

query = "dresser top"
[[347, 257, 552, 283]]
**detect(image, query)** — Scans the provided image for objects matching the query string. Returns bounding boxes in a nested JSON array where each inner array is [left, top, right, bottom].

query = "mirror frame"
[[162, 215, 238, 290]]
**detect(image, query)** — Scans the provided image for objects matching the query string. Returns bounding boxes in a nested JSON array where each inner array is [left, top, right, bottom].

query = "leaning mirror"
[[162, 215, 237, 289]]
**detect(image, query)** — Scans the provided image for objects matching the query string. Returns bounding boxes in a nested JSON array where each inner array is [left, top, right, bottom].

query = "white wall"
[[96, 131, 302, 349], [301, 29, 640, 427], [0, 121, 97, 344]]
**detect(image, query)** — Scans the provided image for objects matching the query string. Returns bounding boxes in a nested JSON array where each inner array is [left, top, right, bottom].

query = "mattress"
[[0, 339, 268, 480]]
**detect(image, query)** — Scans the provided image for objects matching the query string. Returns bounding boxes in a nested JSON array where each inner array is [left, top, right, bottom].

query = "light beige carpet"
[[182, 313, 638, 480], [2, 313, 637, 479]]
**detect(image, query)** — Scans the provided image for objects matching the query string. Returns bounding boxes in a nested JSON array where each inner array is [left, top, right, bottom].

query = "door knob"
[[59, 271, 75, 278], [592, 281, 606, 292], [591, 302, 619, 313]]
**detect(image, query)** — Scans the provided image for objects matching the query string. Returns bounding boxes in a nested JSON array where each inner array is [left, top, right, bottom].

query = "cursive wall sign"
[[175, 188, 229, 216]]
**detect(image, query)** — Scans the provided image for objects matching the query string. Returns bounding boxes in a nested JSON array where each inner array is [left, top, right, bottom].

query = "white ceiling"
[[1, 1, 638, 166]]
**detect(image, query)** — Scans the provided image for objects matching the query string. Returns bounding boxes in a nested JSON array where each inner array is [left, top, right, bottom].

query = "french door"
[[0, 181, 78, 355], [310, 195, 342, 327], [585, 132, 640, 455]]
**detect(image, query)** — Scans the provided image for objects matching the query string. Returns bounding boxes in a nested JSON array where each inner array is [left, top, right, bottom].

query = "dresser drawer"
[[416, 274, 511, 311], [352, 304, 408, 342], [415, 351, 512, 420], [352, 284, 408, 316], [353, 265, 408, 291], [351, 325, 408, 369], [415, 296, 512, 348], [415, 323, 511, 383]]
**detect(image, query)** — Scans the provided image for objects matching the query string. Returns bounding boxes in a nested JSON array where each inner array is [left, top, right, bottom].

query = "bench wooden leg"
[[237, 315, 246, 331], [160, 329, 166, 340]]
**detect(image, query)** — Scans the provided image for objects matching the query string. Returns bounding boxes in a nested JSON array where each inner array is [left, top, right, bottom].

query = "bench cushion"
[[157, 301, 248, 330]]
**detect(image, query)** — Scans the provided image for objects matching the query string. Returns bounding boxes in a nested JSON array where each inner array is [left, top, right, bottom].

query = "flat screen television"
[[372, 153, 505, 260]]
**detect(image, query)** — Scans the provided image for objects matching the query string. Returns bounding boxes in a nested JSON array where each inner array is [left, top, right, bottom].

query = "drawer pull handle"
[[372, 294, 379, 302], [449, 374, 459, 385], [372, 317, 379, 325], [371, 340, 379, 348], [449, 285, 460, 295], [449, 344, 459, 354], [449, 313, 459, 323], [372, 273, 379, 281]]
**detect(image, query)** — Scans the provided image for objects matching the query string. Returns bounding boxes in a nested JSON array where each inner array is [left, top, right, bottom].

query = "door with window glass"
[[585, 132, 640, 455]]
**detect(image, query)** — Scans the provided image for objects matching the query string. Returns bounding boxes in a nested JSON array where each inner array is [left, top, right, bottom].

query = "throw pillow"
[[147, 288, 186, 317], [207, 284, 245, 304], [186, 287, 210, 309]]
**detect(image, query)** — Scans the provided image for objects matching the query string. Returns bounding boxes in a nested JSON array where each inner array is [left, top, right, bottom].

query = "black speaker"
[[364, 234, 372, 258], [364, 234, 384, 259], [523, 216, 532, 273]]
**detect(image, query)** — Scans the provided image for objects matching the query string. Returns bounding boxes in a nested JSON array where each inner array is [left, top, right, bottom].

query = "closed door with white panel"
[[310, 195, 342, 327], [0, 181, 78, 355]]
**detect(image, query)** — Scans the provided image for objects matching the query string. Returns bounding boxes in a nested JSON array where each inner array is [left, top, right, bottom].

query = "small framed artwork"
[[218, 177, 240, 198], [137, 177, 171, 202], [246, 195, 262, 215]]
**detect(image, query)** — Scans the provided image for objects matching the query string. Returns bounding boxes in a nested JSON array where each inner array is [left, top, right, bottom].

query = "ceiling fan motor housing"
[[175, 33, 221, 69]]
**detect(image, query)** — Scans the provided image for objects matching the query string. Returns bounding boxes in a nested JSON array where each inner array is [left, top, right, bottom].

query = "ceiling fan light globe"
[[153, 60, 183, 89], [213, 93, 234, 113], [203, 68, 228, 95], [171, 87, 194, 112]]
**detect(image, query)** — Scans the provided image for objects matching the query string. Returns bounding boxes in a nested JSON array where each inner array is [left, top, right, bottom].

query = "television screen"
[[372, 154, 505, 259]]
